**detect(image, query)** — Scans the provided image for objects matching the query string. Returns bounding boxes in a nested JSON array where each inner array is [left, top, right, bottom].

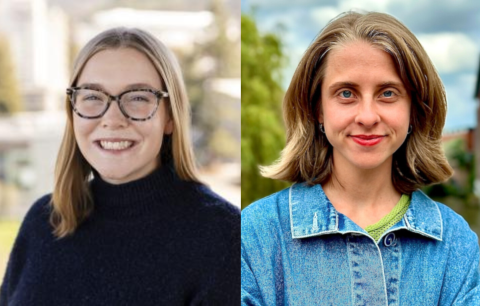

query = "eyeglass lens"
[[73, 89, 158, 119]]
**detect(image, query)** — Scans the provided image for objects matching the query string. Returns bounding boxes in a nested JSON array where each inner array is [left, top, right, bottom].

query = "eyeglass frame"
[[66, 86, 169, 121]]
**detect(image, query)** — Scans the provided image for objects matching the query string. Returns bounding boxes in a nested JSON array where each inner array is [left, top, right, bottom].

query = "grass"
[[0, 220, 21, 288]]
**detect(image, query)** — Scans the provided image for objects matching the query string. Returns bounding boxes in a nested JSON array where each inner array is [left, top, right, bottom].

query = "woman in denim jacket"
[[242, 11, 480, 306]]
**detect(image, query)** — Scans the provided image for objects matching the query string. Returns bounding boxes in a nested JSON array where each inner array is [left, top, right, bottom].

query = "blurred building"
[[0, 112, 65, 217], [201, 78, 240, 206], [0, 0, 69, 218], [442, 128, 475, 191], [442, 129, 475, 151], [474, 55, 480, 196], [203, 78, 240, 157], [0, 0, 70, 111]]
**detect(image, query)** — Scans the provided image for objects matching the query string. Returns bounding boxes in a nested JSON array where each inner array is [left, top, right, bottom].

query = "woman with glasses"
[[0, 28, 240, 305], [241, 11, 480, 305]]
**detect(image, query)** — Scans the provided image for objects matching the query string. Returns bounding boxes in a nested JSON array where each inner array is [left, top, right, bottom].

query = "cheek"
[[72, 117, 99, 160], [73, 117, 93, 143], [139, 119, 165, 151], [391, 104, 411, 129], [323, 103, 351, 129]]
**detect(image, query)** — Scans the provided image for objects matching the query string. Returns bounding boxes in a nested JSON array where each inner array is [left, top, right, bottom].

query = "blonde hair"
[[262, 11, 453, 193], [51, 27, 200, 238]]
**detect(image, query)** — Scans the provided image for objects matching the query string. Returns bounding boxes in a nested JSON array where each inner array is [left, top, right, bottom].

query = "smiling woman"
[[241, 11, 480, 305], [0, 28, 240, 305]]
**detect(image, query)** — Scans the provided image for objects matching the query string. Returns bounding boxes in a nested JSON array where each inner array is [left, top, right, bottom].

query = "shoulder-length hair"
[[262, 11, 453, 193], [51, 27, 200, 238]]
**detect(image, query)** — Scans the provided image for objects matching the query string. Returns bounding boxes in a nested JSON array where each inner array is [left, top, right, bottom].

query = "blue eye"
[[383, 90, 393, 97], [340, 90, 352, 98]]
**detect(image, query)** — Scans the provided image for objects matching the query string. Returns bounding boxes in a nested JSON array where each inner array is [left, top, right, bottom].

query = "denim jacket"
[[241, 183, 480, 305]]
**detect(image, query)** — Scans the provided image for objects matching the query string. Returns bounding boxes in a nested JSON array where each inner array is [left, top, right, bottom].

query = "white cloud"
[[417, 32, 478, 74], [338, 0, 392, 12], [310, 6, 342, 28], [256, 8, 304, 35], [247, 0, 340, 8]]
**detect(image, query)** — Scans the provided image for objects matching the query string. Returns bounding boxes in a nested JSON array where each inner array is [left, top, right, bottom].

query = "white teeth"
[[99, 140, 133, 150]]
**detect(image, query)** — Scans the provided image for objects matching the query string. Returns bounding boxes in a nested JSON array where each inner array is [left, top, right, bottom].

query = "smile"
[[350, 135, 385, 147], [97, 140, 134, 151]]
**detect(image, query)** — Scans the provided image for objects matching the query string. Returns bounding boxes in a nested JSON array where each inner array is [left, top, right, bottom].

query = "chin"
[[350, 158, 390, 171]]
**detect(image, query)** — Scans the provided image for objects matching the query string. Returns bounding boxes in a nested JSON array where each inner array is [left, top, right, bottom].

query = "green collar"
[[365, 194, 410, 242]]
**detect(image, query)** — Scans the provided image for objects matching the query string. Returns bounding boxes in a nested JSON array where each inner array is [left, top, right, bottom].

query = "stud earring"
[[319, 123, 325, 133]]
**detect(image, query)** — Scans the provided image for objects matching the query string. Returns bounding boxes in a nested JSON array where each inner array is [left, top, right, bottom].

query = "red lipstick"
[[350, 135, 385, 146]]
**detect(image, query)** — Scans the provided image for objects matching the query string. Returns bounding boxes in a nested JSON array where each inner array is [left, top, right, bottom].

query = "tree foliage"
[[0, 35, 21, 114], [241, 14, 289, 209]]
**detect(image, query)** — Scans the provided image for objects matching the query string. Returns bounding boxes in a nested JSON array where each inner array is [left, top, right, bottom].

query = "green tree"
[[0, 35, 21, 114], [241, 14, 289, 209]]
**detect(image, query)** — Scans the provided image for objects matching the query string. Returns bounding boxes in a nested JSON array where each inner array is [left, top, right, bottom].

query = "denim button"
[[384, 232, 396, 247]]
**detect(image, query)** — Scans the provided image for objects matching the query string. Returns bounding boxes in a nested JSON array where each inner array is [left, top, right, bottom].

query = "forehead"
[[322, 41, 403, 86], [77, 47, 162, 91]]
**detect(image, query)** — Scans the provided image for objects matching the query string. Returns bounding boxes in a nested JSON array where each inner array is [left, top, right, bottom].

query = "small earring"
[[319, 123, 325, 133], [407, 125, 412, 134]]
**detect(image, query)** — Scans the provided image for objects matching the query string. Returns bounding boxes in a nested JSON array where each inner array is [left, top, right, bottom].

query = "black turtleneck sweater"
[[0, 165, 240, 306]]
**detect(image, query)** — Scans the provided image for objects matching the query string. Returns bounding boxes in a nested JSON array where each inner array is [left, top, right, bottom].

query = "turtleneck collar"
[[90, 163, 184, 220]]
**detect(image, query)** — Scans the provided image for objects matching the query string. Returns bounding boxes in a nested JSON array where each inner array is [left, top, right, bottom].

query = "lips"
[[350, 134, 385, 146], [94, 138, 136, 152]]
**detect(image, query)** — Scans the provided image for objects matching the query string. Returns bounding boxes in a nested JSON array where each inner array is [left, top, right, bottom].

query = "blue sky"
[[241, 0, 480, 132]]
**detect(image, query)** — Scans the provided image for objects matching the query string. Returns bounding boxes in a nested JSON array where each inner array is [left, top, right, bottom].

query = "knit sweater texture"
[[0, 165, 240, 306]]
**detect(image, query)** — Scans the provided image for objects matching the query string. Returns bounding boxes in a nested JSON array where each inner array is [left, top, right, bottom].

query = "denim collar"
[[289, 183, 443, 241]]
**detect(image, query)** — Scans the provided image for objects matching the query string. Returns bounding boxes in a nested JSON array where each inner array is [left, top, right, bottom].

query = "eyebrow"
[[327, 81, 405, 91], [328, 81, 359, 91], [77, 83, 158, 91]]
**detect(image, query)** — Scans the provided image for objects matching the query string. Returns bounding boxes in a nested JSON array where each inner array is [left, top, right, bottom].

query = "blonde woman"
[[0, 28, 240, 305], [241, 11, 480, 305]]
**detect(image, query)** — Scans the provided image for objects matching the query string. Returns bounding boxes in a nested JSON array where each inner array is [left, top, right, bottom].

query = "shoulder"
[[5, 194, 53, 270], [435, 201, 478, 247], [19, 194, 53, 235], [241, 186, 291, 241], [431, 201, 480, 303], [242, 186, 290, 222], [177, 182, 240, 242], [189, 182, 240, 221]]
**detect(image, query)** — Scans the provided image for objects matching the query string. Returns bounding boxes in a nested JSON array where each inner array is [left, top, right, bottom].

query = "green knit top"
[[365, 194, 410, 243]]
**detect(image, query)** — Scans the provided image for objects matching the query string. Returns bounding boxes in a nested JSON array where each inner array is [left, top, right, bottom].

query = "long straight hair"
[[51, 27, 200, 238], [261, 11, 453, 193]]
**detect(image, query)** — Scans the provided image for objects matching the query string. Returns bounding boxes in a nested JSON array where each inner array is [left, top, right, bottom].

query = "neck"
[[90, 163, 184, 221], [323, 154, 401, 228]]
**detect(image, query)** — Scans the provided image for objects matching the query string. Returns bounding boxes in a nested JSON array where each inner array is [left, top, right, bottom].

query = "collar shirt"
[[241, 183, 480, 305]]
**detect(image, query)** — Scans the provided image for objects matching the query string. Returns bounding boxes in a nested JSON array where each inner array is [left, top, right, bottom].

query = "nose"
[[101, 99, 128, 129], [354, 99, 380, 128]]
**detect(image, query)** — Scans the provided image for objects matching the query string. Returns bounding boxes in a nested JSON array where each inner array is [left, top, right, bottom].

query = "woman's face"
[[73, 47, 173, 184], [320, 41, 411, 172]]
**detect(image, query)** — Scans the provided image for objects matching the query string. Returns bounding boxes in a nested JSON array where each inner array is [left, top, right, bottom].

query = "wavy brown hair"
[[51, 27, 200, 238], [261, 11, 453, 193]]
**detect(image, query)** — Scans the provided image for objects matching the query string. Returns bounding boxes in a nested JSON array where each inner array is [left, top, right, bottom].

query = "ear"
[[164, 118, 174, 135], [318, 112, 324, 124]]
